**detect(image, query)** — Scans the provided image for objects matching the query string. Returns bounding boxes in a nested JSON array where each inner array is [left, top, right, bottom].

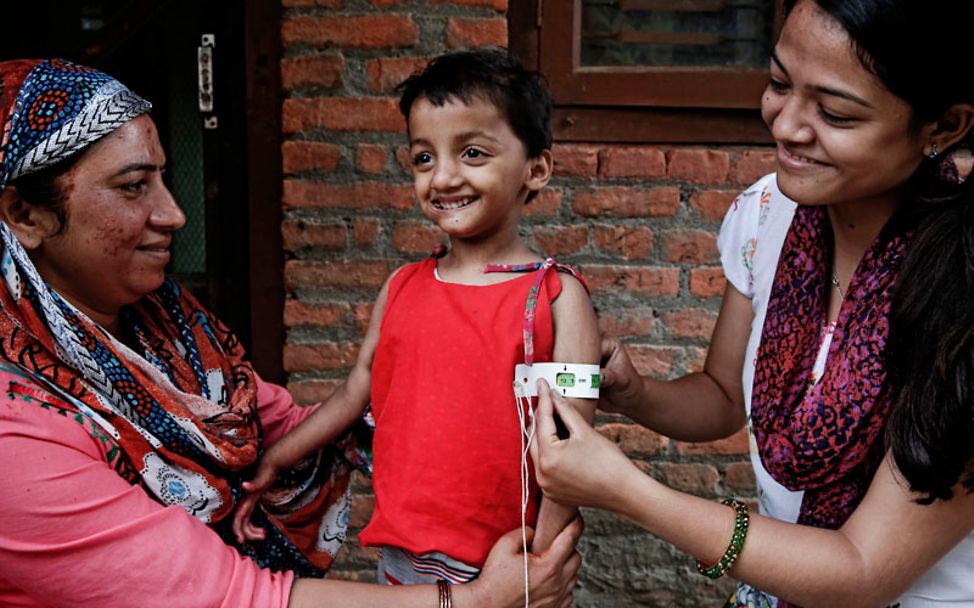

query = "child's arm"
[[531, 273, 600, 553], [232, 271, 397, 543]]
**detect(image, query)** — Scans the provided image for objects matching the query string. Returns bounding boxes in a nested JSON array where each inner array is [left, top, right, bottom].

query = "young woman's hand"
[[469, 518, 583, 608], [531, 379, 641, 511], [597, 336, 646, 419]]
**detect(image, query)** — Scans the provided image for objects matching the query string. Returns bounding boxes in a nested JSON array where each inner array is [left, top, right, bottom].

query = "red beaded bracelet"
[[437, 579, 453, 608]]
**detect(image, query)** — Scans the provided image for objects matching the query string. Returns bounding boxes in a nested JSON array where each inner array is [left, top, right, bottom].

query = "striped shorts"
[[377, 546, 480, 585]]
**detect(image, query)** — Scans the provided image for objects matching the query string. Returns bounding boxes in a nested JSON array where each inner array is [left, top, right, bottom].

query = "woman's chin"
[[127, 275, 168, 303], [776, 173, 831, 207]]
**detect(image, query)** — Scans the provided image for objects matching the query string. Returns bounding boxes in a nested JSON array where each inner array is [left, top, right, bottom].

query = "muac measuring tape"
[[485, 258, 600, 608]]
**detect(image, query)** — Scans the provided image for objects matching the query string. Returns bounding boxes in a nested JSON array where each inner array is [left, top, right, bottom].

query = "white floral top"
[[717, 174, 974, 608]]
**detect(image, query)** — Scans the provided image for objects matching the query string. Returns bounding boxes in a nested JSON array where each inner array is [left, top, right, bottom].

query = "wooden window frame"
[[510, 0, 783, 143]]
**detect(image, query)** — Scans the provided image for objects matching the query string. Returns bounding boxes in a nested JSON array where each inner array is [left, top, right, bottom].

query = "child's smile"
[[407, 95, 551, 244], [430, 195, 479, 212]]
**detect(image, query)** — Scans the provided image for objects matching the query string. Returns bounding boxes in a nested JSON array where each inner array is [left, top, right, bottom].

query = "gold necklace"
[[831, 268, 845, 299]]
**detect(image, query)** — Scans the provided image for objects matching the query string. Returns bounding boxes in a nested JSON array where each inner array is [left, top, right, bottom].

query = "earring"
[[929, 143, 939, 160]]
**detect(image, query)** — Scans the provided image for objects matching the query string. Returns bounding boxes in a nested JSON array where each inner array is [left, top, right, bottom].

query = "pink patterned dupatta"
[[750, 204, 911, 533]]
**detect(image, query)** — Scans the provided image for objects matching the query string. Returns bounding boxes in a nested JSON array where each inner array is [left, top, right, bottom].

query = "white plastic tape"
[[513, 363, 600, 399]]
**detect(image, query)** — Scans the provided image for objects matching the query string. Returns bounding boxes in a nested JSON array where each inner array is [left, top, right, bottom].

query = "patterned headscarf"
[[0, 59, 367, 575], [0, 58, 151, 189]]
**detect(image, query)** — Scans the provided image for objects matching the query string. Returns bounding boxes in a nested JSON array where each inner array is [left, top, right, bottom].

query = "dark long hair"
[[886, 197, 974, 502], [785, 0, 974, 501]]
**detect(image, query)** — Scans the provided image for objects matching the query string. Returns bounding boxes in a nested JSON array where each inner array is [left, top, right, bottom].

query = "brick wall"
[[279, 1, 773, 605]]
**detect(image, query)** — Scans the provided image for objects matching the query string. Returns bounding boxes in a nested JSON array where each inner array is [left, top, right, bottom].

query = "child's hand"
[[231, 457, 280, 544], [598, 336, 644, 417]]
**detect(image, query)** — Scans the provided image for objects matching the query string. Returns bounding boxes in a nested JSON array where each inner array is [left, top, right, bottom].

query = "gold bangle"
[[696, 498, 750, 579], [437, 579, 452, 608]]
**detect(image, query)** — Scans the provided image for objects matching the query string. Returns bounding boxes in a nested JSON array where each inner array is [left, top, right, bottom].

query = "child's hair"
[[396, 49, 553, 159]]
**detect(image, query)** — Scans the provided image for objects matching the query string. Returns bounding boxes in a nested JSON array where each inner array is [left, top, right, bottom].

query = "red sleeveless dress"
[[359, 258, 562, 567]]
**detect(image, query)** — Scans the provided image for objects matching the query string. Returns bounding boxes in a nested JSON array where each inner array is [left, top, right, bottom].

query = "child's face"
[[408, 95, 551, 242]]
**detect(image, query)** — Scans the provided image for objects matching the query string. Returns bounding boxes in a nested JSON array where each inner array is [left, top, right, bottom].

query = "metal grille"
[[167, 25, 207, 275], [581, 0, 775, 68]]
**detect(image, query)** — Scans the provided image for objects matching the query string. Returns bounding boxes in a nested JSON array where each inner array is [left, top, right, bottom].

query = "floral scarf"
[[750, 204, 911, 532], [0, 58, 365, 575]]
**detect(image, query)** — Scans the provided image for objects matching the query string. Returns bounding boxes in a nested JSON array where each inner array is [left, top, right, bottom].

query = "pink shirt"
[[0, 368, 315, 608]]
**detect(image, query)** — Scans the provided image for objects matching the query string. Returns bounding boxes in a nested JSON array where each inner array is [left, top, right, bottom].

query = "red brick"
[[349, 494, 375, 527], [598, 309, 655, 338], [658, 463, 720, 493], [353, 302, 374, 335], [395, 145, 414, 172], [353, 219, 380, 248], [523, 188, 563, 217], [667, 149, 731, 184], [689, 189, 738, 222], [598, 146, 666, 179], [282, 15, 417, 48], [283, 98, 404, 134], [676, 428, 749, 455], [392, 221, 445, 253], [282, 0, 341, 6], [592, 225, 654, 260], [281, 55, 344, 90], [552, 144, 599, 177], [285, 260, 391, 290], [369, 0, 401, 7], [725, 462, 757, 491], [430, 0, 506, 10], [627, 344, 680, 377], [352, 473, 372, 493], [690, 267, 726, 297], [686, 346, 708, 373], [584, 265, 680, 296], [336, 543, 380, 566], [366, 56, 430, 93], [282, 141, 342, 174], [596, 422, 669, 455], [356, 144, 389, 174], [572, 187, 680, 218], [283, 180, 414, 210], [446, 17, 508, 48], [282, 220, 346, 251], [956, 154, 974, 181], [284, 342, 360, 372], [283, 300, 350, 328], [661, 308, 718, 339], [731, 149, 776, 185], [286, 379, 343, 405], [660, 230, 719, 264], [530, 225, 587, 256]]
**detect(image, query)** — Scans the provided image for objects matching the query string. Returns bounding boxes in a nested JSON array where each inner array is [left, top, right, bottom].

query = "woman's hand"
[[530, 379, 640, 511], [231, 456, 281, 543], [469, 519, 583, 608], [598, 336, 646, 418]]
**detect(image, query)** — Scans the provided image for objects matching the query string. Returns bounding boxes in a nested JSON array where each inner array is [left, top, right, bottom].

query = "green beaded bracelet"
[[696, 498, 750, 579]]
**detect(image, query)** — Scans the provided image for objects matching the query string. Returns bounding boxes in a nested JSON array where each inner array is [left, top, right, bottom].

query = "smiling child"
[[233, 49, 600, 587]]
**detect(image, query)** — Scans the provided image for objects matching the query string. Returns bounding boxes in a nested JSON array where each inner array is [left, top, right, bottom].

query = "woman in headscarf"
[[0, 58, 580, 608]]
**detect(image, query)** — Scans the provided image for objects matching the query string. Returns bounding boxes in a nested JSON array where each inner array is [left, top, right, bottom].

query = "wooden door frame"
[[243, 1, 285, 383]]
